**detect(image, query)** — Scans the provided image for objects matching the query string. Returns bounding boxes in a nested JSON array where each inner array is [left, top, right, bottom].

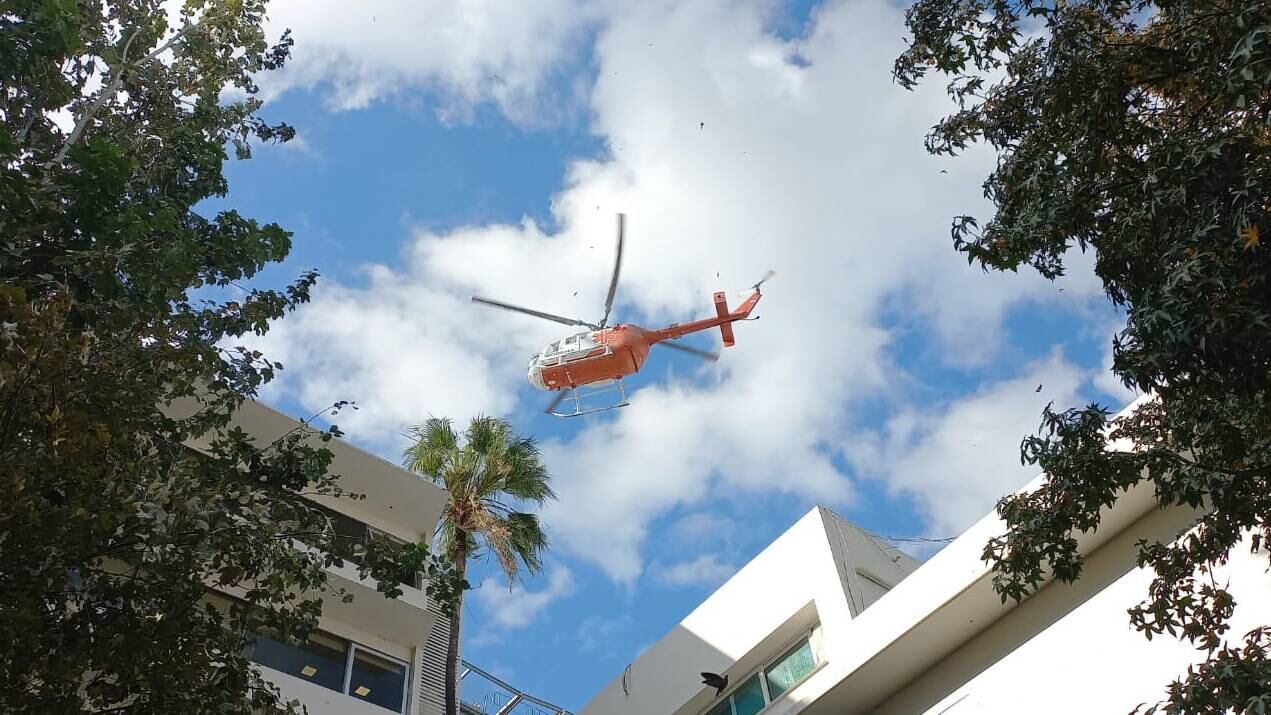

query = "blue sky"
[[211, 0, 1135, 708]]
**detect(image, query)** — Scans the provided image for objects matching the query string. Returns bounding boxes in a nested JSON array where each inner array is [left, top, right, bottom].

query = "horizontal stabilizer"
[[714, 291, 736, 347]]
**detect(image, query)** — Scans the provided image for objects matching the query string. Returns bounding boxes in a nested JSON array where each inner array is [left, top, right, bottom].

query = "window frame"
[[701, 626, 825, 715], [760, 634, 819, 703], [250, 627, 413, 714], [347, 642, 412, 713]]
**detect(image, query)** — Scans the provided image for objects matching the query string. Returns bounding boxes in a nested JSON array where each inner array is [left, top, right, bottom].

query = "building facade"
[[183, 399, 570, 715], [581, 400, 1271, 715], [186, 399, 452, 715], [581, 508, 922, 715]]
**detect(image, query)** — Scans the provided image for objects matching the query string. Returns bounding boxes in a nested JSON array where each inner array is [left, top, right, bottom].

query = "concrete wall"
[[819, 509, 921, 616], [875, 507, 1271, 715], [171, 396, 447, 544], [175, 399, 452, 715], [582, 509, 851, 715], [581, 508, 922, 715]]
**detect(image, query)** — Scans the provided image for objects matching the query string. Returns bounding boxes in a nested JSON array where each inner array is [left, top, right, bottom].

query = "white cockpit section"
[[526, 331, 611, 391]]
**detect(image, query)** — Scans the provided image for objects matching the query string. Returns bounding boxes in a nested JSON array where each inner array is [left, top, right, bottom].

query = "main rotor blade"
[[471, 296, 597, 328], [600, 213, 625, 327], [657, 341, 720, 362], [544, 390, 569, 415]]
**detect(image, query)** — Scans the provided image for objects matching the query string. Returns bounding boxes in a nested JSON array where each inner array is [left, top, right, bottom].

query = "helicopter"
[[471, 213, 772, 417]]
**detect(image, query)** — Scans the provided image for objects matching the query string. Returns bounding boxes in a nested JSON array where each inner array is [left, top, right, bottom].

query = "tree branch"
[[48, 19, 199, 167]]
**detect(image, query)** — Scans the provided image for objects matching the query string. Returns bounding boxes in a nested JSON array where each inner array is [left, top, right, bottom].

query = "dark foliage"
[[895, 0, 1270, 710]]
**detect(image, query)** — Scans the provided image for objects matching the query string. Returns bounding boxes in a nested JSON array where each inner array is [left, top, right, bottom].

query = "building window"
[[350, 646, 409, 712], [301, 502, 422, 589], [764, 639, 816, 699], [250, 630, 410, 713], [703, 630, 823, 715], [731, 674, 766, 715]]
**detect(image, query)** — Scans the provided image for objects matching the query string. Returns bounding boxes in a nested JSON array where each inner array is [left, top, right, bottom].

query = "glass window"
[[349, 647, 408, 712], [250, 630, 348, 693], [731, 674, 766, 715], [764, 639, 816, 700], [699, 630, 824, 715], [249, 630, 411, 713]]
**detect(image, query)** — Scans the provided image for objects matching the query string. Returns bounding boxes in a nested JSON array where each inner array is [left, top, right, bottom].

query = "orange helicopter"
[[472, 214, 772, 417]]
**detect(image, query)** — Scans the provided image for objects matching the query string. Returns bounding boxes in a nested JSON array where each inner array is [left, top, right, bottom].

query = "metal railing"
[[459, 660, 573, 715]]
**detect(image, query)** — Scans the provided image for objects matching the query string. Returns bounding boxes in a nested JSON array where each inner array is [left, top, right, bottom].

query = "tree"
[[894, 0, 1270, 711], [1, 1, 457, 712], [403, 416, 555, 715]]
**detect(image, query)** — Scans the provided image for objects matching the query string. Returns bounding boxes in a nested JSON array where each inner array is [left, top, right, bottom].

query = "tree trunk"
[[445, 536, 467, 715]]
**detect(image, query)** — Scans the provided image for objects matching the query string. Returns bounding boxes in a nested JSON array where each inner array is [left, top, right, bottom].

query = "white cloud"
[[577, 614, 635, 653], [249, 262, 523, 441], [256, 0, 602, 120], [846, 351, 1091, 537], [1092, 319, 1140, 405], [653, 554, 737, 588], [472, 566, 576, 629], [250, 0, 1114, 584], [669, 512, 737, 545]]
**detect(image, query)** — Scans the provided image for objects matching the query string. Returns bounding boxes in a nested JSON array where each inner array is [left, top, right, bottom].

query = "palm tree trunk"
[[445, 535, 467, 715]]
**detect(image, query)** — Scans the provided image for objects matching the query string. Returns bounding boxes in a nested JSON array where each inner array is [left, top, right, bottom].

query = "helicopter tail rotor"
[[752, 269, 776, 293]]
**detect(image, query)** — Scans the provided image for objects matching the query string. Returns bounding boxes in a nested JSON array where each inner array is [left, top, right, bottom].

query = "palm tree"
[[402, 415, 554, 715]]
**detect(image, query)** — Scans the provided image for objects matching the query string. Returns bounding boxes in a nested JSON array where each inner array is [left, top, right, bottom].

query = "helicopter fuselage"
[[526, 289, 763, 392], [527, 325, 654, 391]]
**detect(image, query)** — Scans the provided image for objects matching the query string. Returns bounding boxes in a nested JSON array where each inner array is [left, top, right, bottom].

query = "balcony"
[[460, 661, 572, 715]]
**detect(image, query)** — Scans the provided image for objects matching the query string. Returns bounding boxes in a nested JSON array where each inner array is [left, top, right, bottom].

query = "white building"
[[186, 399, 452, 715], [581, 406, 1271, 714], [199, 401, 571, 715], [184, 399, 572, 715]]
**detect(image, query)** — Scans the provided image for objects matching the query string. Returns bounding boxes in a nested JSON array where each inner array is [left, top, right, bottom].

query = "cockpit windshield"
[[541, 333, 596, 358]]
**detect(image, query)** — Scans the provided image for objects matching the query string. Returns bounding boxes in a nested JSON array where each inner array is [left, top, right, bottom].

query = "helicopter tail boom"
[[653, 289, 762, 344]]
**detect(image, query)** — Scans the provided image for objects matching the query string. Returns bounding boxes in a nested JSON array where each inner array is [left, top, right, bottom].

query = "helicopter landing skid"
[[547, 380, 630, 418]]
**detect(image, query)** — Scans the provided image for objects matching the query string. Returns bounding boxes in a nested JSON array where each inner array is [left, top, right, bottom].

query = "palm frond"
[[472, 511, 520, 582], [406, 414, 555, 586], [402, 416, 458, 482], [504, 511, 548, 575], [464, 415, 509, 457], [500, 438, 554, 504]]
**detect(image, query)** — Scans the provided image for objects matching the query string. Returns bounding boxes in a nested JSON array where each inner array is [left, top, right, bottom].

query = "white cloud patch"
[[472, 566, 576, 629], [653, 554, 737, 588], [257, 0, 601, 120], [669, 512, 737, 546], [250, 0, 1115, 584], [577, 614, 635, 653], [847, 351, 1091, 537], [1092, 319, 1140, 405]]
